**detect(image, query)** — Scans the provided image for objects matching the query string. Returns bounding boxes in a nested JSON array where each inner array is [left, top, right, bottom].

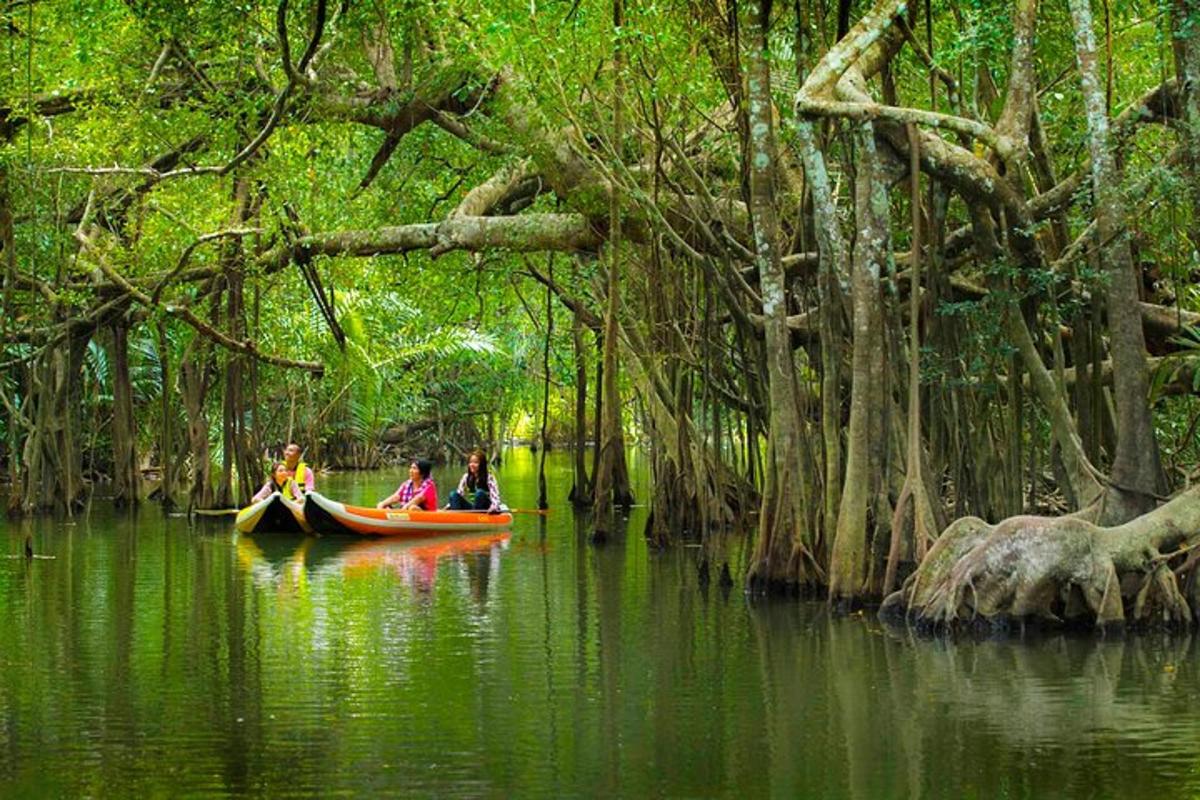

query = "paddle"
[[508, 508, 551, 515]]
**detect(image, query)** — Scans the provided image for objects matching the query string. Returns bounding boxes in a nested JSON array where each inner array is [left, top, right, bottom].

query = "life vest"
[[292, 461, 309, 490], [274, 477, 300, 502]]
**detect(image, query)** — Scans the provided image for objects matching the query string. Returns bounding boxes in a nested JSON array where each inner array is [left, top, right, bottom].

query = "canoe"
[[304, 491, 513, 536], [234, 491, 310, 534]]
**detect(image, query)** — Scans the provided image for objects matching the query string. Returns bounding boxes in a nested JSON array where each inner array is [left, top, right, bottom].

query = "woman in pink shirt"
[[376, 459, 438, 510]]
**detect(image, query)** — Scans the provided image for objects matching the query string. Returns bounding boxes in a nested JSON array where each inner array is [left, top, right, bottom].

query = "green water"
[[2, 449, 1199, 798]]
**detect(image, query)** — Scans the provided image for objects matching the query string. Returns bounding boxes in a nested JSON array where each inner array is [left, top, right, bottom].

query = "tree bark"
[[19, 334, 89, 514], [181, 336, 215, 511], [569, 307, 593, 507], [1069, 0, 1164, 523], [592, 0, 635, 537], [745, 0, 817, 590], [108, 319, 140, 508], [882, 483, 1200, 630], [828, 122, 888, 606], [1173, 0, 1200, 247]]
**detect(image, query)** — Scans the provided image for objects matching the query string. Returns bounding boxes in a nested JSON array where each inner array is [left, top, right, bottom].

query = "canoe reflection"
[[235, 531, 511, 598], [337, 532, 511, 597]]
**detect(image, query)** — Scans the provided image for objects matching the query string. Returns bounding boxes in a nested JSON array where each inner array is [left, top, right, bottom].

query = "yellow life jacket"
[[293, 462, 309, 491], [281, 479, 300, 502]]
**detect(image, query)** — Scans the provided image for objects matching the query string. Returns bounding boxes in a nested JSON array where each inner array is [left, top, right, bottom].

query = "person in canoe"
[[252, 462, 302, 502], [376, 459, 438, 510], [446, 448, 502, 512], [283, 442, 315, 495]]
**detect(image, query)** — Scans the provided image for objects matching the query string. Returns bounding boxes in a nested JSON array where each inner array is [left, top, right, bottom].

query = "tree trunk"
[[828, 122, 888, 606], [181, 338, 215, 511], [744, 0, 817, 591], [155, 321, 177, 510], [19, 335, 89, 514], [537, 262, 552, 510], [794, 119, 847, 564], [592, 0, 636, 538], [569, 307, 593, 507], [1174, 0, 1200, 245], [1069, 0, 1164, 524], [217, 179, 259, 509], [108, 319, 139, 508]]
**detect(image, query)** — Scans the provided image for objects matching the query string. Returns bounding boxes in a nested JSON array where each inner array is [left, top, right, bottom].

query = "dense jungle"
[[3, 0, 1200, 630]]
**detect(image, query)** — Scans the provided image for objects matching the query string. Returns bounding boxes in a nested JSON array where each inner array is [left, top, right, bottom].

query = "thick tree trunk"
[[828, 122, 888, 606], [745, 0, 817, 591], [794, 120, 847, 562], [19, 335, 89, 514], [217, 179, 260, 509], [155, 321, 177, 510], [180, 339, 216, 511], [1174, 0, 1200, 243], [107, 320, 140, 507], [1069, 0, 1164, 523], [568, 308, 593, 507], [537, 266, 552, 510], [592, 0, 635, 537]]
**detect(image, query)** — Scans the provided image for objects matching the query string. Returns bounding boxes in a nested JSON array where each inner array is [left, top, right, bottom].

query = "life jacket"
[[292, 461, 309, 490], [274, 477, 300, 502]]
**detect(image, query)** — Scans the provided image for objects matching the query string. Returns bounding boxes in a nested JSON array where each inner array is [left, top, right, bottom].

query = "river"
[[2, 449, 1199, 797]]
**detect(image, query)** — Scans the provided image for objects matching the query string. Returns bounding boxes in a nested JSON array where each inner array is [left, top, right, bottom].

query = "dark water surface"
[[2, 450, 1200, 798]]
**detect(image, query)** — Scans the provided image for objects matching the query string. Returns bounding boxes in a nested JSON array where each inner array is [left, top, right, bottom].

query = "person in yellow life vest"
[[252, 462, 302, 502], [283, 442, 315, 495]]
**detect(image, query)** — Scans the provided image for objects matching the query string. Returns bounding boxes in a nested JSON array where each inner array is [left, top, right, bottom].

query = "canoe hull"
[[304, 491, 513, 536], [234, 492, 310, 534]]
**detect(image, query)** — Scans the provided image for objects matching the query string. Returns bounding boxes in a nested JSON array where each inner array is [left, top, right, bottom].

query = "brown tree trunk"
[[217, 179, 260, 509], [108, 319, 140, 508], [537, 262, 552, 510], [828, 122, 887, 606], [155, 321, 177, 510], [744, 0, 817, 591], [592, 0, 635, 538], [1069, 0, 1164, 523], [181, 337, 215, 511], [794, 119, 847, 563], [20, 334, 89, 514], [1174, 0, 1200, 250], [569, 307, 593, 507]]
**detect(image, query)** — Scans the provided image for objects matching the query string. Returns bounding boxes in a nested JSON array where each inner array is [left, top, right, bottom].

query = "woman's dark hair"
[[412, 459, 433, 480], [465, 448, 489, 493]]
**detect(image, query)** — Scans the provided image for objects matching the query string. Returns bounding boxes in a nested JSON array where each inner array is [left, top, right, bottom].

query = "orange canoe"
[[303, 491, 514, 536]]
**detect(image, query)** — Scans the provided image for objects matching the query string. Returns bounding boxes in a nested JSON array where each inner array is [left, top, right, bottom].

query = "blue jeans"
[[448, 489, 489, 510]]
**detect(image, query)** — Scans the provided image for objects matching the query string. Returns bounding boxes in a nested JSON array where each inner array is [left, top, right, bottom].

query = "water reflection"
[[334, 534, 510, 599], [235, 532, 511, 600]]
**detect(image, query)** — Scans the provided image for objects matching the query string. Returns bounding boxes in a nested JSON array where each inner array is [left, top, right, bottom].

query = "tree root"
[[881, 485, 1200, 633]]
